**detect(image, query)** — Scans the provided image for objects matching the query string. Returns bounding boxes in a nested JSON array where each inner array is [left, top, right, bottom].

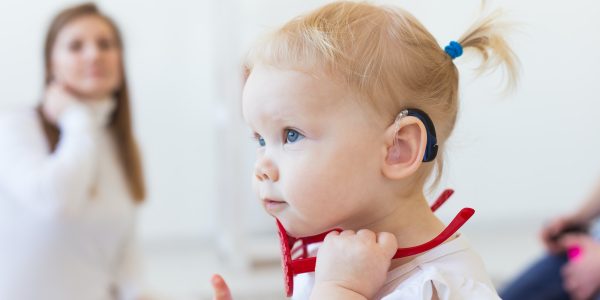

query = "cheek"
[[104, 53, 123, 87], [106, 52, 121, 73], [320, 139, 379, 189], [52, 51, 82, 82], [282, 159, 327, 206], [281, 147, 374, 221]]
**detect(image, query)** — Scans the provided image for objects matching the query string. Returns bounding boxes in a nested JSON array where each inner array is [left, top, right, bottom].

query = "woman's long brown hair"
[[40, 3, 145, 202]]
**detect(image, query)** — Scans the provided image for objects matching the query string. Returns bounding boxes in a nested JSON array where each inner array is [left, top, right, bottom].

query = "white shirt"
[[0, 101, 144, 300], [292, 235, 500, 300]]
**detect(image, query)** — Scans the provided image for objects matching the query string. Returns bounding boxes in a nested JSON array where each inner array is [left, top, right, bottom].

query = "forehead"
[[242, 64, 352, 122], [57, 15, 114, 41]]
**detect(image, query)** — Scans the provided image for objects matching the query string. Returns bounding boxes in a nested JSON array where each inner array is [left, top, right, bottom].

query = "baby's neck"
[[353, 192, 449, 268]]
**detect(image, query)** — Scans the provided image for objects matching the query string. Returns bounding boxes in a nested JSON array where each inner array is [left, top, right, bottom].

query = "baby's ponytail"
[[457, 9, 520, 90]]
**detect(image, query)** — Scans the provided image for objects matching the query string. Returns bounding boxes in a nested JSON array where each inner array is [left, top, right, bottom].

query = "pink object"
[[567, 246, 582, 261]]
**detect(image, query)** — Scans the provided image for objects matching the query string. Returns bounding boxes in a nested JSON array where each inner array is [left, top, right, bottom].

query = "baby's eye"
[[254, 133, 266, 147], [285, 129, 304, 144]]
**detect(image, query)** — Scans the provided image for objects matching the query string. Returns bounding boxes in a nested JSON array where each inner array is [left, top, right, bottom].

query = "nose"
[[254, 156, 279, 182], [84, 44, 101, 61]]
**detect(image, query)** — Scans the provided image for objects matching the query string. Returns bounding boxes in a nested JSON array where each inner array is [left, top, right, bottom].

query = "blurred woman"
[[0, 3, 148, 299]]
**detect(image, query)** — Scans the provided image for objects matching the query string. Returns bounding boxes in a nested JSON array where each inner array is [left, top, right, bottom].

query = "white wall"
[[0, 0, 219, 243], [1, 0, 600, 249]]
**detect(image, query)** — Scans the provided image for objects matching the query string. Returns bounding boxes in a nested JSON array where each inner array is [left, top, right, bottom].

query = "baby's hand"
[[211, 274, 233, 300], [311, 230, 398, 299]]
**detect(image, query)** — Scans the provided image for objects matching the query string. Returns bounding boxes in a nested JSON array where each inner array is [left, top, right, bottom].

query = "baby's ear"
[[380, 116, 427, 179]]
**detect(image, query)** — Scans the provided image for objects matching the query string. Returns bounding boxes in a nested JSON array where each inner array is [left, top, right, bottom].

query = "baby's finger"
[[356, 229, 376, 243], [211, 274, 233, 300], [324, 231, 340, 241], [377, 232, 398, 258], [339, 230, 355, 237]]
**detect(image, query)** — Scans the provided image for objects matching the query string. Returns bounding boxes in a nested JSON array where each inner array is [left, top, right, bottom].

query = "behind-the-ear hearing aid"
[[395, 109, 438, 162]]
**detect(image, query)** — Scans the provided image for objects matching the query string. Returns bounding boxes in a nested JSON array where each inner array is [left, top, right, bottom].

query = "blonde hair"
[[244, 1, 519, 189]]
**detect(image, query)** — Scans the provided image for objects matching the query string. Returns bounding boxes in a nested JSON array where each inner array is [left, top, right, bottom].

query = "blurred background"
[[1, 0, 599, 299]]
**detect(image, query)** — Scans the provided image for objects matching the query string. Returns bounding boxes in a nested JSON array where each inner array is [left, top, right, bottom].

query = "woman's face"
[[51, 15, 122, 100]]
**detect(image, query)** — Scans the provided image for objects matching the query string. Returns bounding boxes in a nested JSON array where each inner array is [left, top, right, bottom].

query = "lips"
[[262, 198, 287, 212], [86, 72, 106, 78]]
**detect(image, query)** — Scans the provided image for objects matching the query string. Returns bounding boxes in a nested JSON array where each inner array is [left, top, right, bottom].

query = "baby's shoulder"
[[381, 265, 500, 300], [378, 237, 500, 300]]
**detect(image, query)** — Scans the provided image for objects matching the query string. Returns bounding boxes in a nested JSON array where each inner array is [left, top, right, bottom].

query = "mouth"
[[262, 198, 287, 213], [85, 69, 108, 77]]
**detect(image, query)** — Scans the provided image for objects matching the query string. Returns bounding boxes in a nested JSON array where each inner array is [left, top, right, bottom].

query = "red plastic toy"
[[275, 188, 474, 297]]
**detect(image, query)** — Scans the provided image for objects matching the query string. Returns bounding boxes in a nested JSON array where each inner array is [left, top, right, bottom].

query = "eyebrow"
[[264, 111, 295, 124], [251, 100, 300, 123], [247, 108, 305, 138]]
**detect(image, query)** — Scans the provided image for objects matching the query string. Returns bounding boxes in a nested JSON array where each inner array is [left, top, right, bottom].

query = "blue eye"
[[285, 129, 304, 144], [255, 134, 266, 147]]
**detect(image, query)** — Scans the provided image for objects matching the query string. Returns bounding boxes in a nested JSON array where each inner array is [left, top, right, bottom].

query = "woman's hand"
[[311, 229, 398, 299], [211, 274, 233, 300], [560, 234, 600, 300], [42, 83, 80, 124], [540, 214, 585, 254]]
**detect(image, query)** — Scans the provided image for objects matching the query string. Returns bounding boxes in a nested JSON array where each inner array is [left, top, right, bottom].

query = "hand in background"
[[211, 274, 233, 300], [540, 214, 586, 254], [560, 234, 600, 300], [42, 82, 81, 124]]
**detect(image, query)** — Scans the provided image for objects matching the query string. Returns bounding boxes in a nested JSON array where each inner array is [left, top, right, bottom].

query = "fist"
[[42, 83, 80, 124], [314, 229, 398, 299]]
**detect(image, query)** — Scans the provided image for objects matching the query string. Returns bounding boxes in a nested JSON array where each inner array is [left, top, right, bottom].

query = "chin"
[[78, 86, 116, 99], [279, 217, 332, 238], [77, 79, 117, 94]]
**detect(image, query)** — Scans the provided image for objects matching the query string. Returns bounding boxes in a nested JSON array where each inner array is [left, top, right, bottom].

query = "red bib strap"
[[277, 189, 466, 297], [393, 207, 474, 258], [288, 207, 474, 275], [430, 189, 454, 212]]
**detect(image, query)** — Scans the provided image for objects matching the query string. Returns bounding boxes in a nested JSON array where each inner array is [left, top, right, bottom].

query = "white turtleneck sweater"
[[0, 100, 144, 300]]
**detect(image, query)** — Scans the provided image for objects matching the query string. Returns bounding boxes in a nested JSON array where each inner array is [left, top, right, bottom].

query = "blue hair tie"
[[444, 41, 463, 60]]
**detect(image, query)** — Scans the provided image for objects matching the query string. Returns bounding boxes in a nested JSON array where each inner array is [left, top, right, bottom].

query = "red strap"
[[392, 207, 474, 258], [289, 208, 474, 275], [299, 229, 341, 245], [290, 229, 342, 258], [287, 231, 342, 273], [430, 189, 454, 212], [290, 257, 317, 274]]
